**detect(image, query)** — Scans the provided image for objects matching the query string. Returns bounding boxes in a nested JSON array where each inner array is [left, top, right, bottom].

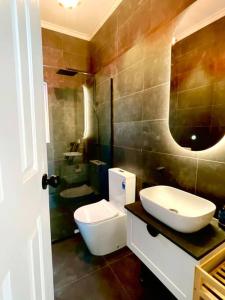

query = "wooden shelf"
[[194, 247, 225, 299]]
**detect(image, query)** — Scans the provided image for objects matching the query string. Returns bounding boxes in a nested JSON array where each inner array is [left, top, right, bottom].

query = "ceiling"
[[40, 0, 123, 41], [175, 0, 225, 41]]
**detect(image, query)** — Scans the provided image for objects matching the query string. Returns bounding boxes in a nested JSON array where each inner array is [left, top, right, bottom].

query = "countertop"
[[125, 201, 225, 260]]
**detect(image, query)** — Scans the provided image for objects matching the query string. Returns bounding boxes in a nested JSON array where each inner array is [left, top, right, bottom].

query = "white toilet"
[[74, 168, 136, 255]]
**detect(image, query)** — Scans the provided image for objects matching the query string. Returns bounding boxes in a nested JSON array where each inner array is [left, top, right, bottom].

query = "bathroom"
[[42, 0, 225, 299], [2, 0, 225, 299], [41, 0, 225, 298]]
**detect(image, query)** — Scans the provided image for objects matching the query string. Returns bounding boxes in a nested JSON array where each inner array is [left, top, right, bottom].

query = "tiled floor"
[[53, 234, 176, 300]]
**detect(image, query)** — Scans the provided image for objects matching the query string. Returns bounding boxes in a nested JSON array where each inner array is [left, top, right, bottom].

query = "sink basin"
[[140, 186, 216, 233], [64, 152, 82, 157]]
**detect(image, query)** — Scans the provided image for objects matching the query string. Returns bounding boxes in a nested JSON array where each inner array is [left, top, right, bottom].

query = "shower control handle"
[[42, 174, 60, 190]]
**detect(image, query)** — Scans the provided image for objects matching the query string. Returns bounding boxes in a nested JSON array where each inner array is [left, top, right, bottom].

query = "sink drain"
[[169, 208, 178, 213]]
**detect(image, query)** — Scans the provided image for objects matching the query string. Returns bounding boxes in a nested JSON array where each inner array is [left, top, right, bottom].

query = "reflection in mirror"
[[170, 16, 225, 151]]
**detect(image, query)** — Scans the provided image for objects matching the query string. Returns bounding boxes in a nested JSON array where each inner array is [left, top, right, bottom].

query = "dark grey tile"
[[113, 146, 143, 178], [150, 0, 194, 33], [114, 122, 142, 149], [142, 84, 169, 121], [115, 42, 144, 74], [197, 140, 225, 163], [55, 266, 130, 300], [143, 47, 170, 89], [142, 151, 197, 192], [142, 120, 171, 153], [97, 101, 111, 128], [96, 79, 111, 105], [104, 246, 132, 264], [110, 253, 176, 300], [50, 208, 75, 242], [99, 123, 111, 146], [52, 236, 106, 290], [196, 160, 225, 212], [114, 62, 144, 99], [114, 92, 142, 123], [110, 253, 143, 300]]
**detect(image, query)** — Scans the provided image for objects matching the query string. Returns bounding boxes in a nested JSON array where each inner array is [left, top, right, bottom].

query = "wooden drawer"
[[127, 212, 198, 300], [194, 247, 225, 299]]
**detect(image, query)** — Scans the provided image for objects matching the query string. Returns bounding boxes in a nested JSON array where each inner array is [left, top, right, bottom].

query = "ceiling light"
[[58, 0, 79, 9], [172, 37, 177, 45]]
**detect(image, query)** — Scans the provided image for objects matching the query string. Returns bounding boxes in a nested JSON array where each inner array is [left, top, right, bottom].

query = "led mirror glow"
[[58, 0, 79, 9], [83, 85, 91, 139]]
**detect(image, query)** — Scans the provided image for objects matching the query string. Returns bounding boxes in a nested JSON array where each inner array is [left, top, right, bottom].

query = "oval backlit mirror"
[[169, 1, 225, 151]]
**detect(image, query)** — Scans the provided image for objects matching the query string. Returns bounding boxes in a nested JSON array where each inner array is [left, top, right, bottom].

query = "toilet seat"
[[74, 200, 119, 224]]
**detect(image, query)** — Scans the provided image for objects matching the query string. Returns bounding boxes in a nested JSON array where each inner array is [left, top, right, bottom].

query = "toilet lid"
[[74, 200, 119, 224]]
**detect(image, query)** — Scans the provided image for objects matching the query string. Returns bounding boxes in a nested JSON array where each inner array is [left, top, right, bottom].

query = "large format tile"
[[196, 159, 225, 212], [142, 151, 197, 192], [42, 28, 62, 49], [114, 122, 142, 149], [110, 254, 176, 300], [143, 47, 171, 89], [142, 120, 171, 153], [104, 246, 132, 265], [118, 0, 151, 53], [96, 79, 111, 105], [142, 84, 169, 121], [114, 92, 142, 123], [55, 266, 130, 300], [113, 146, 143, 178], [52, 235, 106, 290], [114, 62, 144, 99], [150, 0, 194, 32]]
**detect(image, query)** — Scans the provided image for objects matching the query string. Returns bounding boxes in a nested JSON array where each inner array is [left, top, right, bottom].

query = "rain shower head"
[[56, 68, 78, 76], [56, 68, 93, 77]]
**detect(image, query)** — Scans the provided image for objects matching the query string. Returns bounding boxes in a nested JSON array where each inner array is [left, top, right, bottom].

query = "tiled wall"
[[47, 87, 84, 162], [91, 0, 194, 72], [170, 16, 225, 151], [41, 29, 90, 194], [42, 28, 90, 88], [91, 0, 225, 212]]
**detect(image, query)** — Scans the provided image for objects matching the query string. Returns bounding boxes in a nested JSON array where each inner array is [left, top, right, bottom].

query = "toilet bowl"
[[74, 200, 126, 255], [74, 168, 136, 256]]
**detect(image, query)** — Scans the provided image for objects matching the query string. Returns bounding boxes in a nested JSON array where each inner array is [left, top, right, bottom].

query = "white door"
[[0, 1, 54, 299]]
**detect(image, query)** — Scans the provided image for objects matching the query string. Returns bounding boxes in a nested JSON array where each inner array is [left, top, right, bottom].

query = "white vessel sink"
[[140, 186, 216, 233], [63, 152, 82, 157]]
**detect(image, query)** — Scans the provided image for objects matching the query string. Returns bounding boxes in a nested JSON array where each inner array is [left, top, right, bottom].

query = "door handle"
[[42, 174, 60, 190], [146, 224, 159, 237]]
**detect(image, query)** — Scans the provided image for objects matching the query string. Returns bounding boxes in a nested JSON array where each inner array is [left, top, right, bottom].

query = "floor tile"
[[55, 266, 130, 300], [104, 246, 132, 264], [52, 235, 106, 290], [110, 253, 176, 300]]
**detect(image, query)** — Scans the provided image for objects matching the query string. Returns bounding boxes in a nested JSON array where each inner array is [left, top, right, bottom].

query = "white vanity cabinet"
[[127, 211, 198, 299]]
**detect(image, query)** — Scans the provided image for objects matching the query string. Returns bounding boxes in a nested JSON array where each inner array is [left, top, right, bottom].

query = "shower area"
[[44, 66, 112, 242]]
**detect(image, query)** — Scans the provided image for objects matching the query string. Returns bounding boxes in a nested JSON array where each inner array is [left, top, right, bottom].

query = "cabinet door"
[[127, 212, 197, 299]]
